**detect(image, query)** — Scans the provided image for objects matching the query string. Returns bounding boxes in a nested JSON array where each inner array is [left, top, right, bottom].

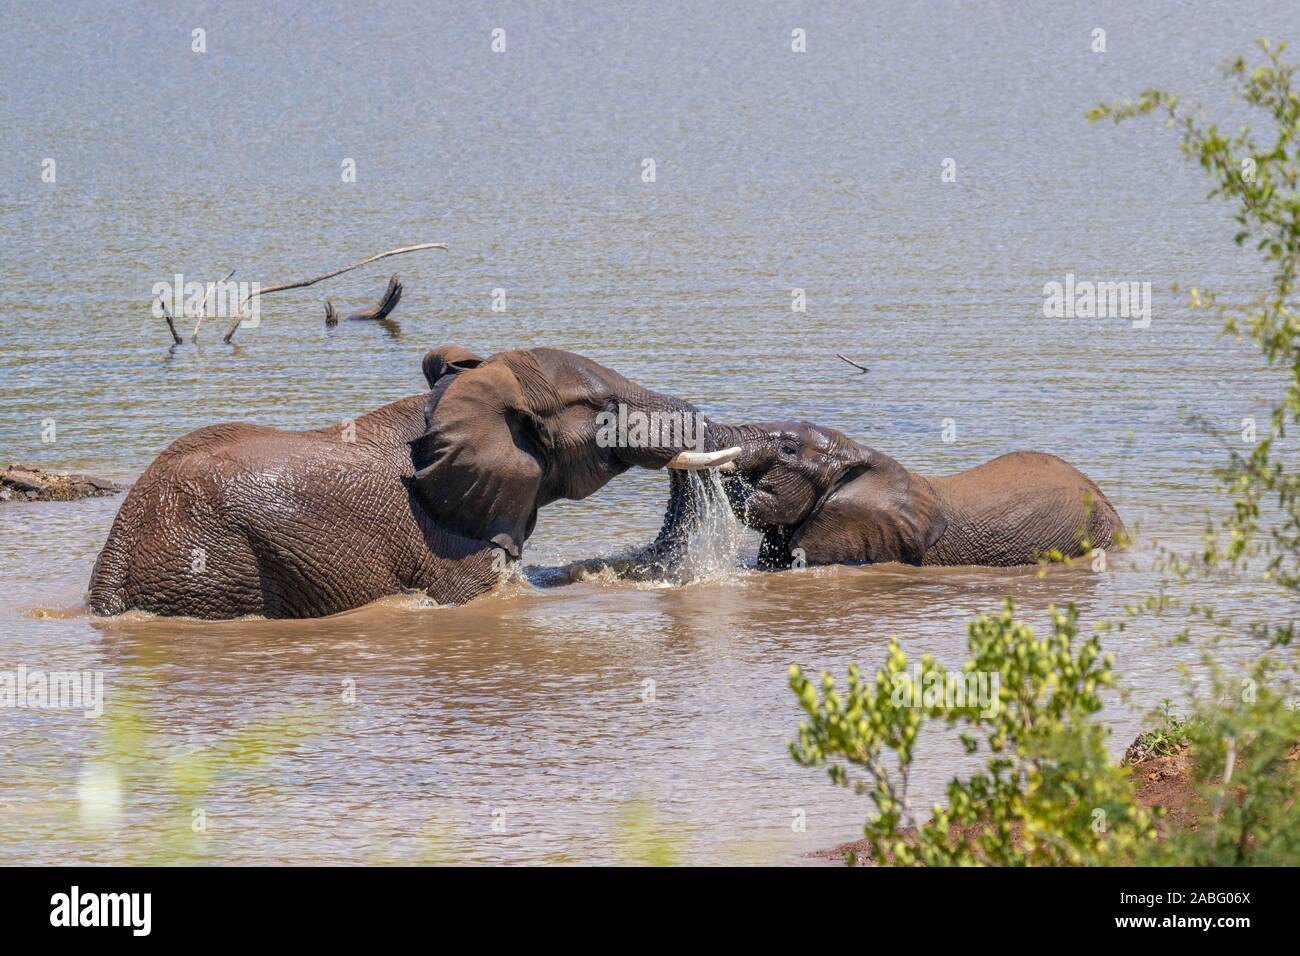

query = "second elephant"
[[710, 420, 1125, 568]]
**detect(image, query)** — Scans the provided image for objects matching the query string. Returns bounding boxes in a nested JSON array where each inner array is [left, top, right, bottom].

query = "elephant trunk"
[[649, 421, 761, 553], [702, 422, 762, 457], [704, 422, 772, 523], [611, 390, 744, 471]]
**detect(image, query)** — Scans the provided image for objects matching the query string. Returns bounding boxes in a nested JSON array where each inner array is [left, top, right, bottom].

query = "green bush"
[[791, 601, 1155, 865]]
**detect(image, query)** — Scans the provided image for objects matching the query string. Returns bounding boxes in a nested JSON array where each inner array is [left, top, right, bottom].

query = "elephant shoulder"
[[953, 451, 1094, 494], [146, 424, 370, 506], [982, 450, 1076, 474], [155, 422, 268, 462], [986, 451, 1110, 495]]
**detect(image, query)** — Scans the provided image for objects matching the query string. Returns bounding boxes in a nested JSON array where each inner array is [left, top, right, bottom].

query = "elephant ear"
[[791, 456, 946, 566], [409, 358, 544, 559]]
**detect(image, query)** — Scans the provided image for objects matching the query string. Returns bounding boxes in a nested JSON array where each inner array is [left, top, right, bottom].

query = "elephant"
[[703, 420, 1125, 569], [86, 347, 740, 619]]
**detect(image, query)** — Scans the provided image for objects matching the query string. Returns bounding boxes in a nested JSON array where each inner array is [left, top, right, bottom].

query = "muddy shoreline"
[[811, 733, 1209, 864], [1, 464, 120, 503]]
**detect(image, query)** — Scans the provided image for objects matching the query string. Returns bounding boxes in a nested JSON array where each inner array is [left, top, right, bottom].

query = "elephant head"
[[409, 346, 741, 562], [712, 420, 947, 568]]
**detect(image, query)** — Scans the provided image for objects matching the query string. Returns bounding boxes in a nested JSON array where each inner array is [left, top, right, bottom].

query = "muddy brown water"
[[2, 2, 1298, 863]]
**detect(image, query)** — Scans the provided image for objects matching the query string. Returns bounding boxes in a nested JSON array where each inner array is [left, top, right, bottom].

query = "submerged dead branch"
[[158, 297, 182, 345], [836, 353, 870, 374], [192, 269, 236, 342], [222, 243, 445, 343], [326, 274, 403, 328]]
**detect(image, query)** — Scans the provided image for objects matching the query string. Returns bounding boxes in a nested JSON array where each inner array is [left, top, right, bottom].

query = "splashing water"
[[564, 468, 746, 587], [669, 469, 746, 583]]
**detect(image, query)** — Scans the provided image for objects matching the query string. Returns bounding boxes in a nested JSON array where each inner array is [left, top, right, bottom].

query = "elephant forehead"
[[502, 348, 611, 410], [759, 421, 848, 455], [759, 421, 832, 442]]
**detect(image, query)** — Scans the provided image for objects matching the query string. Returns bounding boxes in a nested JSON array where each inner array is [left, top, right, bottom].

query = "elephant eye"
[[779, 443, 798, 458]]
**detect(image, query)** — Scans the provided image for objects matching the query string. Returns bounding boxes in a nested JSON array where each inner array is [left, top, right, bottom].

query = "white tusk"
[[718, 461, 737, 474], [666, 446, 742, 471]]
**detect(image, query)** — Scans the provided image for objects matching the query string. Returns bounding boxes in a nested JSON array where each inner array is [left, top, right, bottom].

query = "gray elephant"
[[87, 347, 739, 619], [704, 420, 1124, 568]]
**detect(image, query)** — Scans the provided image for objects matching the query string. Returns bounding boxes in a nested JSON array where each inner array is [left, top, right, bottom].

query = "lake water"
[[2, 1, 1297, 864]]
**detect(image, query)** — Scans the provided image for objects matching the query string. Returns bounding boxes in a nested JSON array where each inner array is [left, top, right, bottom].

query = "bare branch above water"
[[221, 243, 446, 343], [191, 269, 235, 342], [158, 296, 181, 345], [836, 353, 869, 374]]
